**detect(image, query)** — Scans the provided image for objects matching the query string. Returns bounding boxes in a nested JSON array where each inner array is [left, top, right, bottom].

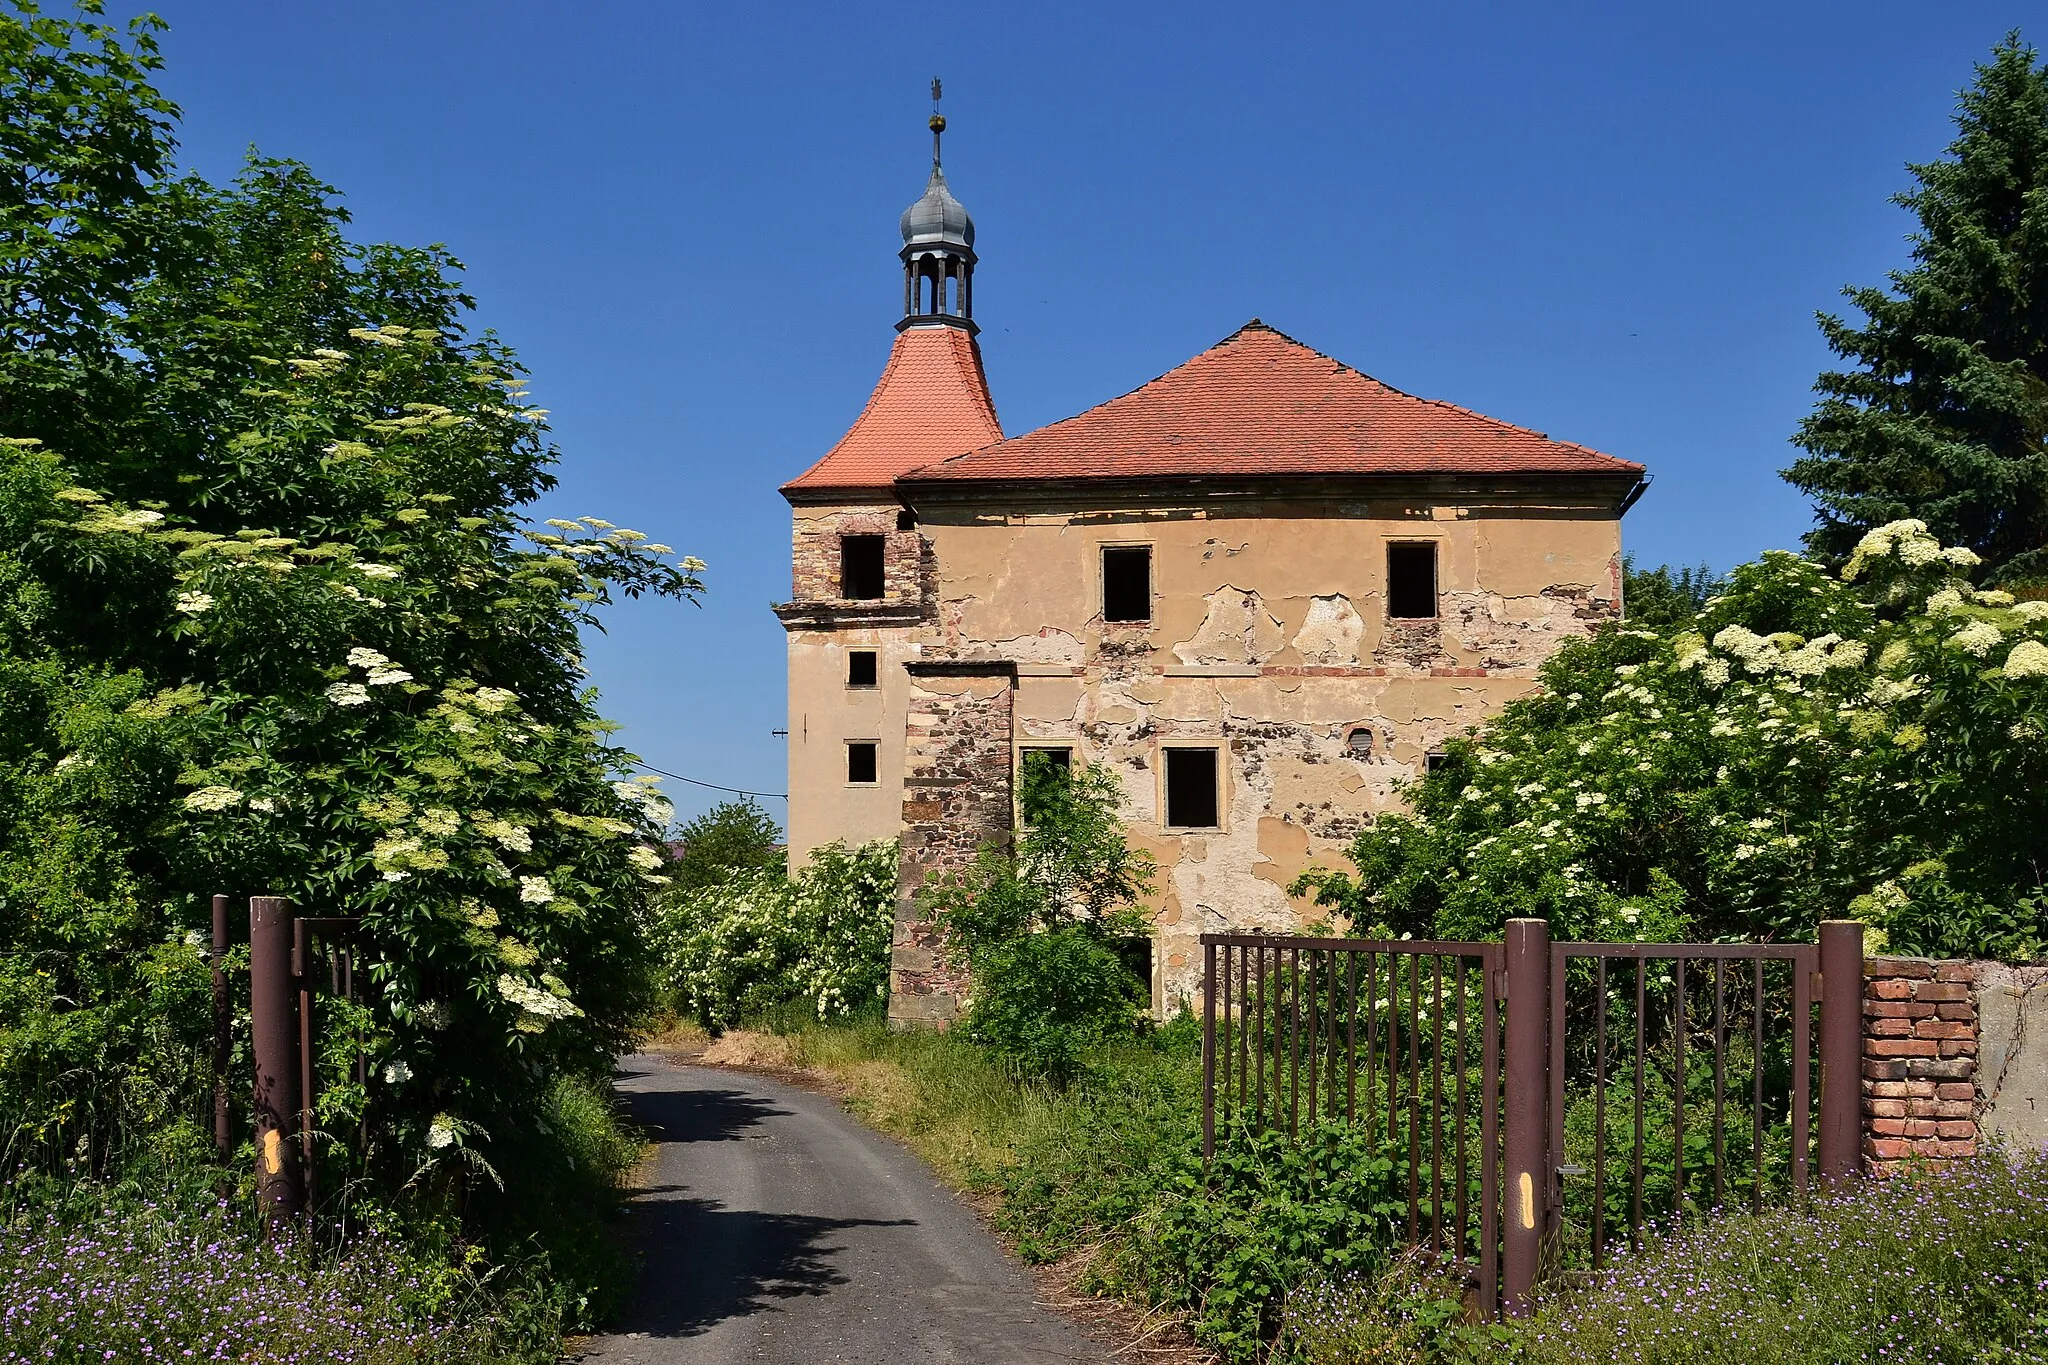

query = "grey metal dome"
[[900, 165, 974, 247]]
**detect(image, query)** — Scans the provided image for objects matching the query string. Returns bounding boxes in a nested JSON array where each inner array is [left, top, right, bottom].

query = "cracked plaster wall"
[[914, 502, 1623, 1011]]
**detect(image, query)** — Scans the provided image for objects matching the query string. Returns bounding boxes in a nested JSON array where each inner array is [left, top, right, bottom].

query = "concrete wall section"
[[1974, 961, 2048, 1153]]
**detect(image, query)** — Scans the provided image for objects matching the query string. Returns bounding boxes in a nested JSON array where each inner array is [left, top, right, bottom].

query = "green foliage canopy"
[[1786, 35, 2048, 584], [0, 1, 700, 1225], [668, 798, 783, 894]]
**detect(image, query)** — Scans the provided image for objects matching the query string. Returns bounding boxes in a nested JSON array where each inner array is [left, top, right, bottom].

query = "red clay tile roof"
[[899, 321, 1643, 488], [782, 325, 1002, 496]]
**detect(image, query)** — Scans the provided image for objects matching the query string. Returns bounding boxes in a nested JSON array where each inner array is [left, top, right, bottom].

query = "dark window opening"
[[1113, 935, 1154, 1002], [1102, 546, 1152, 623], [847, 651, 878, 688], [1346, 727, 1375, 758], [1388, 542, 1438, 619], [847, 741, 878, 785], [1018, 747, 1074, 825], [841, 535, 885, 600], [895, 509, 917, 531], [1164, 747, 1220, 828], [1424, 751, 1450, 775]]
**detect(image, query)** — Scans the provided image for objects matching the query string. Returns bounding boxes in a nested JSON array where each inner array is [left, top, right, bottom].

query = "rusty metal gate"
[[1201, 919, 1864, 1317], [211, 895, 368, 1229]]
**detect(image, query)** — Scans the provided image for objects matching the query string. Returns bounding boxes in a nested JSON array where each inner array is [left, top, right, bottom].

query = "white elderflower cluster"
[[476, 817, 533, 853], [183, 785, 243, 812], [426, 1116, 456, 1150], [518, 875, 554, 905], [174, 591, 214, 615], [2004, 640, 2048, 679], [611, 775, 673, 825], [325, 681, 371, 707], [1948, 620, 2006, 657], [496, 973, 582, 1020], [1842, 519, 1979, 581], [627, 844, 664, 872]]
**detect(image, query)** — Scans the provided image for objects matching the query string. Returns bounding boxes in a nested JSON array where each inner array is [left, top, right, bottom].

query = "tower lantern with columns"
[[900, 80, 976, 333]]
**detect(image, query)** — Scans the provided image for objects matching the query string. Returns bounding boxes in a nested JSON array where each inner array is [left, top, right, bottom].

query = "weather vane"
[[929, 77, 945, 165]]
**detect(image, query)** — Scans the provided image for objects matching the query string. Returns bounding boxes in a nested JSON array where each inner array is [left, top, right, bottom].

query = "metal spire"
[[929, 77, 945, 166]]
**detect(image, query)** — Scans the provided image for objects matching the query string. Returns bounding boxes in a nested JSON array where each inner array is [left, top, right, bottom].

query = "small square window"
[[841, 535, 885, 600], [1102, 546, 1152, 623], [895, 509, 917, 531], [1388, 542, 1438, 619], [846, 741, 878, 785], [1424, 751, 1450, 775], [847, 651, 878, 688], [1018, 747, 1073, 825], [1164, 747, 1219, 829]]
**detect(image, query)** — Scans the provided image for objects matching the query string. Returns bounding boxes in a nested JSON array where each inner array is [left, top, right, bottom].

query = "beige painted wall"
[[785, 491, 1624, 1010]]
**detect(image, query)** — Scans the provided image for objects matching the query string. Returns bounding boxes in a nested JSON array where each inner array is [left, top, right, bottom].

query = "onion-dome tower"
[[899, 87, 976, 333]]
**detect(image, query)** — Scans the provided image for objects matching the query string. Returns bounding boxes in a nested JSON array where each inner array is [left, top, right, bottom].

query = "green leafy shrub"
[[926, 758, 1154, 1083], [668, 797, 784, 893], [655, 837, 895, 1029], [1300, 521, 2048, 959]]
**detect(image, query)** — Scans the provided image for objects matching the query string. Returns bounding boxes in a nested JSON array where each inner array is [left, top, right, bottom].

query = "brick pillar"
[[1861, 956, 1979, 1176], [887, 660, 1016, 1029]]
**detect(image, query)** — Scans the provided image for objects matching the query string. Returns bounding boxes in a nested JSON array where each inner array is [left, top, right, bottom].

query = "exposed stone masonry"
[[887, 662, 1016, 1028], [789, 502, 928, 607], [1861, 956, 1978, 1176]]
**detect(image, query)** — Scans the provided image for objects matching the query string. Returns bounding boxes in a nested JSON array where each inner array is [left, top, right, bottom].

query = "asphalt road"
[[579, 1053, 1108, 1364]]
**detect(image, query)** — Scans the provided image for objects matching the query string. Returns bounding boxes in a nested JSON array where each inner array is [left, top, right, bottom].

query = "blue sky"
[[143, 1, 2036, 826]]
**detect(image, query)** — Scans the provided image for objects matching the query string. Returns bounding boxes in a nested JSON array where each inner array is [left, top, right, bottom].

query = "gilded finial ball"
[[929, 114, 946, 133]]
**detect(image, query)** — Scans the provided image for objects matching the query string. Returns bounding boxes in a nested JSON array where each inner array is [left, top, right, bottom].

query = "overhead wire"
[[625, 758, 787, 801]]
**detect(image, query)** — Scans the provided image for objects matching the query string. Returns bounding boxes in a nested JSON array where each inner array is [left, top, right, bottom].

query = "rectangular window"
[[840, 535, 885, 600], [1018, 746, 1073, 825], [1387, 542, 1438, 619], [847, 650, 878, 688], [846, 741, 878, 785], [1163, 747, 1220, 829], [1424, 751, 1450, 775], [1102, 546, 1152, 623]]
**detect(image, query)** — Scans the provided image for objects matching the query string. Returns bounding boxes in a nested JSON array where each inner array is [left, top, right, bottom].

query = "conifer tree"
[[1785, 34, 2048, 584]]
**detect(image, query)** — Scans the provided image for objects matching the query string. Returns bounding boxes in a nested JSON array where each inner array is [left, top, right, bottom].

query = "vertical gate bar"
[[1501, 919, 1549, 1317], [1289, 947, 1302, 1138], [1386, 952, 1401, 1148], [1672, 956, 1686, 1220], [1406, 951, 1422, 1245], [1219, 943, 1231, 1122], [1430, 955, 1445, 1255], [1817, 921, 1864, 1183], [1203, 939, 1216, 1165], [1632, 958, 1646, 1249], [1480, 949, 1502, 1318], [298, 922, 317, 1220], [1365, 952, 1381, 1141], [1752, 960, 1765, 1211], [1791, 948, 1813, 1196], [1238, 947, 1250, 1115], [346, 946, 365, 1154], [1306, 951, 1321, 1124], [1713, 961, 1727, 1210], [1593, 954, 1608, 1270], [1455, 956, 1469, 1259], [1546, 940, 1568, 1251], [1327, 947, 1342, 1120], [248, 896, 301, 1231], [1345, 950, 1359, 1124], [1245, 949, 1261, 1129], [211, 894, 231, 1161]]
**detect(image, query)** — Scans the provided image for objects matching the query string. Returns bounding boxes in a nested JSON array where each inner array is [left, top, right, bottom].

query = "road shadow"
[[616, 1078, 789, 1147], [614, 1194, 916, 1338]]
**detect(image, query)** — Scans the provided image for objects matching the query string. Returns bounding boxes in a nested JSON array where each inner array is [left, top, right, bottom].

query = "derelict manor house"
[[776, 111, 1647, 1026]]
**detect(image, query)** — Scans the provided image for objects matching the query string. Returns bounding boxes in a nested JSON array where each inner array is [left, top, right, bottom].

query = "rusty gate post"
[[211, 894, 232, 1160], [1817, 920, 1863, 1183], [1502, 917, 1550, 1316], [1202, 938, 1216, 1166], [249, 896, 302, 1228]]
